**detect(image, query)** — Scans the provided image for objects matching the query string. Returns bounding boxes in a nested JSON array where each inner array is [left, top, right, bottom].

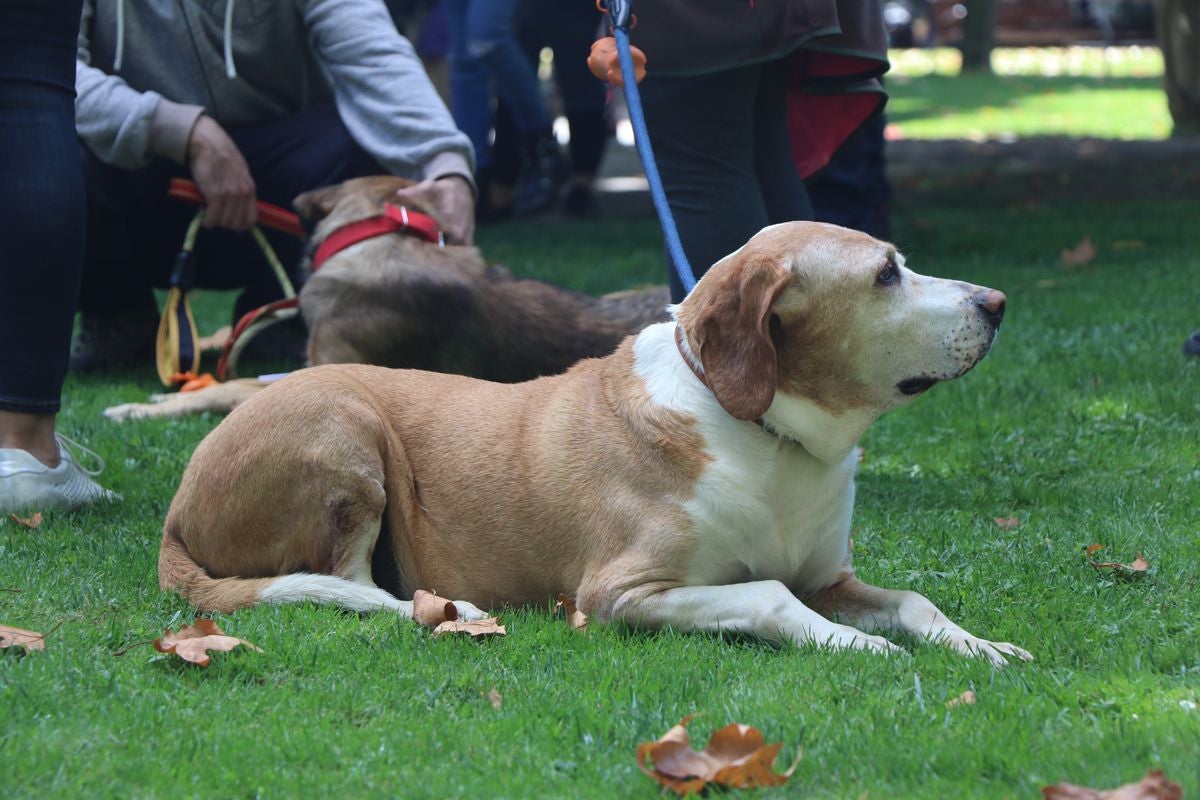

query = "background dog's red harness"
[[164, 179, 443, 382]]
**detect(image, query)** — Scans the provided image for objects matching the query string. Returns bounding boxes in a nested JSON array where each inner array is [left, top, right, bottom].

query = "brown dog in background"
[[104, 176, 668, 421]]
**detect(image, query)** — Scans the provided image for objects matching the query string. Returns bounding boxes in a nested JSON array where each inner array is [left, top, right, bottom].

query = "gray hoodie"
[[75, 0, 473, 185]]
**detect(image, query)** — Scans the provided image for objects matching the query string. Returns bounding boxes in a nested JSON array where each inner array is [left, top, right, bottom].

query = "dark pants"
[[639, 57, 813, 302], [0, 0, 85, 414], [79, 103, 384, 319], [492, 0, 610, 185], [808, 112, 891, 240]]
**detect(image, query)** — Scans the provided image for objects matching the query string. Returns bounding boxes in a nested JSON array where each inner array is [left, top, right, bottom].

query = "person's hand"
[[394, 176, 475, 246], [186, 115, 258, 231]]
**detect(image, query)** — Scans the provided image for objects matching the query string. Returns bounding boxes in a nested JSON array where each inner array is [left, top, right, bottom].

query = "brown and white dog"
[[104, 176, 668, 421], [159, 221, 1032, 665]]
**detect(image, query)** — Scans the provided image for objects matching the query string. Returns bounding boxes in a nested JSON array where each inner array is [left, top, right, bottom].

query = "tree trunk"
[[1155, 0, 1200, 136], [959, 0, 998, 74]]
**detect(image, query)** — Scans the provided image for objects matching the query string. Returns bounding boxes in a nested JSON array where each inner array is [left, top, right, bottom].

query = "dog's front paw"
[[453, 600, 489, 621], [103, 402, 154, 422], [947, 635, 1033, 667]]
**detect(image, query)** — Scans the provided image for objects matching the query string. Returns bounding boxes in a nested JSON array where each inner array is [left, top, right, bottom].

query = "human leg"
[[444, 0, 493, 170], [0, 0, 116, 510], [534, 0, 609, 216], [466, 0, 563, 215], [753, 56, 814, 226], [0, 1, 87, 427], [639, 63, 770, 302], [463, 0, 549, 134]]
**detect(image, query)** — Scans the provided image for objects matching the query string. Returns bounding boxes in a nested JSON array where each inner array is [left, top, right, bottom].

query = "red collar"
[[311, 203, 443, 272]]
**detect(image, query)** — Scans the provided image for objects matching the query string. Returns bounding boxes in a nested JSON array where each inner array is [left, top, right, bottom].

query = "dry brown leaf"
[[946, 690, 977, 709], [1084, 545, 1150, 578], [0, 624, 46, 652], [1061, 236, 1097, 268], [994, 516, 1020, 530], [488, 687, 503, 709], [152, 619, 262, 667], [412, 589, 458, 627], [7, 512, 43, 529], [1042, 769, 1182, 799], [636, 716, 801, 796], [555, 594, 588, 631], [431, 618, 506, 638]]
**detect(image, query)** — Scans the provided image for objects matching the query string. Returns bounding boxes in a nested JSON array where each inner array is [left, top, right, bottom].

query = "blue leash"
[[605, 1, 697, 294]]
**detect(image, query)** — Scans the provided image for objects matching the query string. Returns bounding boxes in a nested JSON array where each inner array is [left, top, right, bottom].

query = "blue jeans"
[[0, 0, 85, 413], [443, 0, 551, 169]]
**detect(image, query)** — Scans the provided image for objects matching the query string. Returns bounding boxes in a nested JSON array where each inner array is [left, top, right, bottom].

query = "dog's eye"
[[876, 261, 900, 287]]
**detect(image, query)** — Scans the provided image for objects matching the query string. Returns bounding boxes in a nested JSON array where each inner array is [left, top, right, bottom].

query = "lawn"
[[887, 46, 1171, 140], [3, 73, 1200, 799]]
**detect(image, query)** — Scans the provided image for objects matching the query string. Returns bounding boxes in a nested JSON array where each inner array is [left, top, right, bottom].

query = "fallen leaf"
[[153, 619, 262, 667], [413, 589, 458, 627], [946, 690, 977, 709], [1109, 240, 1146, 251], [636, 716, 801, 796], [488, 687, 503, 709], [1042, 769, 1182, 799], [432, 618, 506, 638], [0, 624, 46, 652], [1037, 279, 1059, 289], [7, 512, 43, 529], [555, 594, 588, 631], [1084, 545, 1149, 578], [1061, 236, 1097, 268], [994, 516, 1020, 530]]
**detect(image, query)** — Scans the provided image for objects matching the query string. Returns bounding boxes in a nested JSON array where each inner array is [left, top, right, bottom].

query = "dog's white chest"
[[631, 323, 856, 593], [683, 437, 856, 591]]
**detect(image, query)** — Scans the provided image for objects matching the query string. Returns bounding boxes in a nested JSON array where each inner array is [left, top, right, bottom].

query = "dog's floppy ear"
[[677, 256, 792, 421], [292, 184, 343, 225]]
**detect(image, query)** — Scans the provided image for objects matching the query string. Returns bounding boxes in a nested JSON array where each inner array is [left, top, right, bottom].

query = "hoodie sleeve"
[[303, 0, 475, 188], [74, 0, 204, 168]]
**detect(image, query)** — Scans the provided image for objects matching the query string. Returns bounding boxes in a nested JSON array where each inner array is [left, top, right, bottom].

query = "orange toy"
[[588, 36, 645, 86]]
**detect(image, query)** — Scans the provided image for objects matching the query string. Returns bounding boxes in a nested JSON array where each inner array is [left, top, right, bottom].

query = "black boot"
[[513, 128, 566, 217], [474, 164, 514, 225]]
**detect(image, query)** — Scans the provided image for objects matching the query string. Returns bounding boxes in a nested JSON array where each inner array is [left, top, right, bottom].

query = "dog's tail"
[[158, 524, 405, 614]]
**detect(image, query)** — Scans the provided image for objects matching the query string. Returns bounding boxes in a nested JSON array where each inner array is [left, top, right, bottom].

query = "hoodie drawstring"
[[113, 0, 125, 69], [113, 0, 237, 78], [223, 0, 238, 78]]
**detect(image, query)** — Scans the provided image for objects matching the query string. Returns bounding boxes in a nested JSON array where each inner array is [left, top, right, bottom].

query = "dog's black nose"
[[975, 289, 1006, 328]]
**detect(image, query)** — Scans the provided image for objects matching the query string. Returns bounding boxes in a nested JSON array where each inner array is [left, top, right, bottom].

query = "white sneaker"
[[0, 434, 121, 514]]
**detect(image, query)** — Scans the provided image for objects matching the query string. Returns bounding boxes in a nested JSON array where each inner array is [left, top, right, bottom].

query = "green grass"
[[3, 174, 1200, 796], [887, 46, 1171, 140]]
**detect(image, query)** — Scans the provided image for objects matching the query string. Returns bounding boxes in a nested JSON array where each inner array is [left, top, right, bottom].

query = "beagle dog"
[[159, 221, 1031, 665]]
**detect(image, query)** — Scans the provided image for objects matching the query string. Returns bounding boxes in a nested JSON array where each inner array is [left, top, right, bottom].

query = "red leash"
[[168, 178, 306, 239]]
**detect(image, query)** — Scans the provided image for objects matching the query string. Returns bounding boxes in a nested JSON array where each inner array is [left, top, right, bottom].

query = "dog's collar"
[[673, 324, 803, 445], [311, 203, 444, 272], [673, 324, 708, 388]]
